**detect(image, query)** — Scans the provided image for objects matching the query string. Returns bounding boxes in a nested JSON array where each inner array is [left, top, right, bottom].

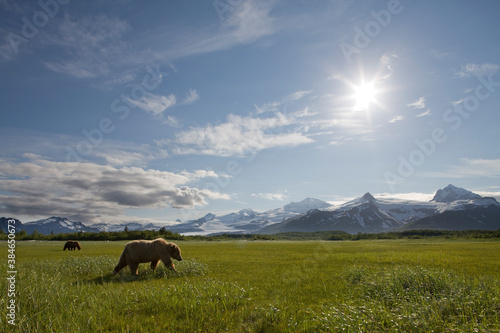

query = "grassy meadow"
[[1, 239, 500, 332]]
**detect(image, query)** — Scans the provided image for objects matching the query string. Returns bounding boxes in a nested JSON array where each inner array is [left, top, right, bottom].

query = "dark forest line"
[[1, 228, 500, 241]]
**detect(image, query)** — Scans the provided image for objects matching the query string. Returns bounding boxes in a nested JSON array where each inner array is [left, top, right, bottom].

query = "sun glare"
[[353, 82, 377, 111]]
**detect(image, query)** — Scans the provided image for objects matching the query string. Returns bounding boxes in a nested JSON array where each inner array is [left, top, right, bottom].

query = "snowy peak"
[[339, 192, 377, 209], [23, 216, 99, 234], [203, 213, 216, 221], [238, 209, 256, 218], [431, 184, 482, 203], [361, 192, 376, 203], [26, 216, 81, 228], [283, 197, 331, 213]]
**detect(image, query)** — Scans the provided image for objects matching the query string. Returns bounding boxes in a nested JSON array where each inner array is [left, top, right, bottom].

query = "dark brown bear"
[[63, 241, 81, 251]]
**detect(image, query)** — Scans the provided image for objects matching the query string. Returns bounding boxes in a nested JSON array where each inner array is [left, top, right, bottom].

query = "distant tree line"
[[0, 227, 185, 241], [0, 228, 499, 241]]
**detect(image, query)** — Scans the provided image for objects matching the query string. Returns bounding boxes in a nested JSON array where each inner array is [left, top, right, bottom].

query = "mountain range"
[[259, 185, 499, 234], [2, 185, 499, 235]]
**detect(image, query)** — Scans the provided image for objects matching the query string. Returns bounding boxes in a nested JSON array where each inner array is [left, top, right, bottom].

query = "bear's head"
[[170, 243, 183, 261]]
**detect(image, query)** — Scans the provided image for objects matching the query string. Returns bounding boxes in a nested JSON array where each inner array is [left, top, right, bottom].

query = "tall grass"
[[1, 256, 246, 332], [312, 265, 500, 332], [1, 240, 499, 332]]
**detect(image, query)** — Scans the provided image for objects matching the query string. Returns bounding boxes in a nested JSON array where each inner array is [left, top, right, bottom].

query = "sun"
[[353, 81, 377, 111]]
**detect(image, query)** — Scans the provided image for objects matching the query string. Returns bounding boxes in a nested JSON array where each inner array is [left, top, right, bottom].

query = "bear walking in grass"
[[113, 238, 183, 276], [63, 241, 81, 251]]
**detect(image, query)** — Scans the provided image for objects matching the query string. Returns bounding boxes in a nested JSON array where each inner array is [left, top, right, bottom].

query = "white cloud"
[[93, 146, 168, 167], [455, 63, 500, 78], [407, 97, 426, 109], [475, 191, 500, 202], [407, 97, 430, 117], [182, 89, 199, 105], [285, 90, 313, 102], [251, 192, 287, 201], [0, 156, 229, 223], [127, 92, 177, 116], [375, 192, 435, 202], [161, 112, 313, 157], [162, 115, 182, 127], [389, 116, 404, 123], [380, 53, 397, 80], [416, 109, 431, 117]]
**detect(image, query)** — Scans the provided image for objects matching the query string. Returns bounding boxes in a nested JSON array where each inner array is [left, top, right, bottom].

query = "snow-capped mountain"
[[90, 222, 163, 232], [22, 217, 100, 235], [259, 193, 404, 234], [283, 198, 331, 213], [168, 198, 332, 235], [257, 185, 500, 234], [431, 184, 482, 202]]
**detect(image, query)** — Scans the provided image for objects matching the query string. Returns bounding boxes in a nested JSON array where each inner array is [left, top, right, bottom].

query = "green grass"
[[1, 239, 499, 332]]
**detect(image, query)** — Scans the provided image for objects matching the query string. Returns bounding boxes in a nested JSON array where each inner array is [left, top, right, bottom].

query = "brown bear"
[[113, 238, 183, 276], [63, 241, 81, 251]]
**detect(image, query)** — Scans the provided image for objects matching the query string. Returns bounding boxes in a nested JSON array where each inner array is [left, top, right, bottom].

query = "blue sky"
[[1, 0, 500, 225]]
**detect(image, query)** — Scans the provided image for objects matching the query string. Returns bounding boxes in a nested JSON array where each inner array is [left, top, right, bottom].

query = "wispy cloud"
[[380, 53, 398, 80], [0, 156, 229, 223], [3, 1, 278, 87], [251, 191, 288, 201], [0, 129, 170, 168], [42, 14, 131, 79], [408, 97, 431, 117], [254, 89, 313, 114], [127, 92, 177, 116], [428, 49, 456, 60], [407, 97, 426, 109], [375, 192, 435, 202], [416, 109, 431, 117], [389, 116, 404, 123], [421, 158, 500, 179], [158, 0, 276, 61], [455, 63, 500, 78], [181, 89, 199, 105]]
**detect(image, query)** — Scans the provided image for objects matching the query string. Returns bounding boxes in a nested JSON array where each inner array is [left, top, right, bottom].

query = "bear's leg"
[[113, 253, 128, 275], [162, 258, 175, 271], [150, 260, 160, 271], [129, 261, 139, 276]]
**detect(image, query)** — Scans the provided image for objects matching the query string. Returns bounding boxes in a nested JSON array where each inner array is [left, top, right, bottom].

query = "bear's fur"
[[112, 238, 183, 276], [63, 241, 81, 251]]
